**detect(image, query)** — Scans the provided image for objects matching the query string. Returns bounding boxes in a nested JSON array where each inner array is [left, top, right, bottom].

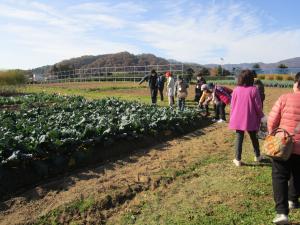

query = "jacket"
[[166, 77, 175, 96], [229, 86, 263, 131], [175, 80, 188, 99], [213, 86, 232, 105], [199, 90, 212, 104], [268, 91, 300, 155], [139, 74, 158, 89]]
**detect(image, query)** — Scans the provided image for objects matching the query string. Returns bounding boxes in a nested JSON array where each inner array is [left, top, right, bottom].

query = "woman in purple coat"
[[229, 69, 264, 166]]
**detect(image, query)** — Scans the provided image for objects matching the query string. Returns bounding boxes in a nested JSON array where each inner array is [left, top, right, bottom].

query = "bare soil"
[[0, 87, 292, 225]]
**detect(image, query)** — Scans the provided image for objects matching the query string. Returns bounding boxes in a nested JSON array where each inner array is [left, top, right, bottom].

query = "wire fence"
[[31, 64, 300, 84], [32, 64, 184, 84]]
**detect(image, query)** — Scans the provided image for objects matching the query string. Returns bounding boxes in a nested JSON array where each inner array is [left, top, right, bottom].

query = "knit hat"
[[201, 84, 208, 91], [207, 83, 214, 90], [165, 71, 172, 77]]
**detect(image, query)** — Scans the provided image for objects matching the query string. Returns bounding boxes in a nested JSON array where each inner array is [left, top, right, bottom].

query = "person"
[[252, 70, 265, 108], [229, 69, 264, 167], [267, 72, 300, 224], [157, 73, 166, 101], [194, 74, 206, 102], [166, 71, 175, 107], [209, 83, 232, 123], [199, 84, 213, 117], [175, 76, 188, 111], [139, 69, 158, 105]]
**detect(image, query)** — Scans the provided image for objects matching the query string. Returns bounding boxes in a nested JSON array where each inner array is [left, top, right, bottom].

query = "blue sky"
[[1, 0, 300, 69]]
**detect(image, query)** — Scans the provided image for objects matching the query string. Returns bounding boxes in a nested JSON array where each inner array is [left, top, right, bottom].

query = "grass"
[[5, 82, 299, 225]]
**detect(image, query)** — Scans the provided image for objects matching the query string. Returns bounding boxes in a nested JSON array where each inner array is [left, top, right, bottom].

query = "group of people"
[[141, 69, 300, 224], [139, 69, 189, 111]]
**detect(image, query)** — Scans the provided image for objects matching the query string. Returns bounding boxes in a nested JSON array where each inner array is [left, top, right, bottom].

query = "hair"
[[295, 72, 300, 89], [252, 70, 257, 78], [151, 69, 156, 74], [237, 69, 254, 86]]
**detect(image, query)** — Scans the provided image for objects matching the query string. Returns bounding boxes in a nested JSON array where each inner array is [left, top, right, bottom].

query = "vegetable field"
[[1, 82, 299, 225], [0, 93, 204, 196]]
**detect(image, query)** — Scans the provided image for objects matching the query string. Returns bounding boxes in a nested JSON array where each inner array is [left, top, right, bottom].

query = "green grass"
[[112, 136, 300, 225]]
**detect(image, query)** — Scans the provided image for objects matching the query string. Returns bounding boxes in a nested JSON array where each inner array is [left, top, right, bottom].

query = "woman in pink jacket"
[[268, 72, 300, 224], [229, 70, 264, 166]]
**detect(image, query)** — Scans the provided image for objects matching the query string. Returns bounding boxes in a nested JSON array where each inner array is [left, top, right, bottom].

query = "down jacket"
[[268, 91, 300, 155]]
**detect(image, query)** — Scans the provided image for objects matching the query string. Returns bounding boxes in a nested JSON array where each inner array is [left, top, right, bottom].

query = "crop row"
[[207, 79, 294, 88], [0, 94, 202, 167]]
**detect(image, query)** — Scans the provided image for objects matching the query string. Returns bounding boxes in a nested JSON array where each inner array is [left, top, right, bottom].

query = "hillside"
[[31, 52, 300, 75]]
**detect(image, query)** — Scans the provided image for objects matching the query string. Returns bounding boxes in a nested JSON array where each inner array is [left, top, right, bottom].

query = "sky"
[[1, 0, 300, 69]]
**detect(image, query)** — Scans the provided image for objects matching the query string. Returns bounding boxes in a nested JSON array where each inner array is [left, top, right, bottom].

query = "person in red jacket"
[[268, 72, 300, 224]]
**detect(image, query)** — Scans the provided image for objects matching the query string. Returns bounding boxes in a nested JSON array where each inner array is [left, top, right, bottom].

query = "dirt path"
[[0, 122, 227, 225], [0, 87, 290, 225]]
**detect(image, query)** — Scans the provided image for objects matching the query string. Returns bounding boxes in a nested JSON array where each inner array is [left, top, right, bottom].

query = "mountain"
[[32, 52, 169, 74], [215, 57, 300, 70], [31, 52, 300, 75]]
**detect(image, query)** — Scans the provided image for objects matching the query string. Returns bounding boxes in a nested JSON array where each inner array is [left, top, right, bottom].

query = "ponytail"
[[295, 72, 300, 89]]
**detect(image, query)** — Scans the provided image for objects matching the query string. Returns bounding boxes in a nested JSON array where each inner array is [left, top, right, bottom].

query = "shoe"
[[272, 214, 288, 224], [254, 156, 263, 162], [233, 159, 241, 167], [217, 119, 225, 123], [289, 200, 300, 209], [212, 118, 217, 122]]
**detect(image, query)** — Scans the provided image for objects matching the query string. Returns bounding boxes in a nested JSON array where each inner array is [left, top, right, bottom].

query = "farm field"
[[19, 82, 198, 106], [1, 82, 300, 225]]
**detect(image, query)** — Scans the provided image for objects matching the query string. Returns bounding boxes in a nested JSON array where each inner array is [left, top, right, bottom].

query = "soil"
[[0, 123, 220, 225], [0, 87, 291, 225]]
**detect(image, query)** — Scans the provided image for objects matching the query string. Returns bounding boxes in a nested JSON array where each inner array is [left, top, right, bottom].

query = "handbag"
[[262, 128, 294, 161]]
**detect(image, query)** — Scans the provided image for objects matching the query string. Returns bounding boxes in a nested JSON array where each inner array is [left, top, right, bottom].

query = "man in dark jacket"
[[139, 69, 158, 104]]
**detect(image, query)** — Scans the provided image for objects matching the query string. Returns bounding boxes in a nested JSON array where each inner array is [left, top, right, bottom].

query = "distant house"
[[32, 73, 45, 82]]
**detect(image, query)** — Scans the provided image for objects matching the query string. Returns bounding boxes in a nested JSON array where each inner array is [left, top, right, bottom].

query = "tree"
[[197, 67, 210, 76], [277, 64, 288, 74], [185, 68, 194, 82], [216, 65, 230, 76], [252, 63, 262, 74], [252, 63, 260, 69], [278, 64, 288, 69]]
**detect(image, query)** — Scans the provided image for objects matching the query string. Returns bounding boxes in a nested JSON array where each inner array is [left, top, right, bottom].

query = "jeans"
[[178, 98, 185, 111], [168, 96, 175, 107], [235, 130, 260, 161], [214, 102, 226, 120], [158, 88, 164, 101], [272, 155, 300, 214], [150, 88, 158, 104]]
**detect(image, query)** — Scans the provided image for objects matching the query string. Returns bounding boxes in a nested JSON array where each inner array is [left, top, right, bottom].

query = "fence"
[[32, 64, 184, 84]]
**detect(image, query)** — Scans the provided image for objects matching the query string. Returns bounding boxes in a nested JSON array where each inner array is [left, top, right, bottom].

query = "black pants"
[[214, 102, 226, 120], [194, 89, 202, 102], [235, 130, 260, 161], [150, 88, 158, 104], [272, 155, 300, 214], [158, 88, 164, 101]]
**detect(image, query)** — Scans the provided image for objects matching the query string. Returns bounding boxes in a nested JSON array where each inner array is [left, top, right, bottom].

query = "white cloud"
[[136, 1, 300, 64], [0, 0, 145, 68], [0, 0, 300, 69]]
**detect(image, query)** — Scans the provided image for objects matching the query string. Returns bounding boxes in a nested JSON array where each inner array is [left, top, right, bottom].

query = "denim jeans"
[[178, 98, 185, 111], [214, 102, 226, 120]]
